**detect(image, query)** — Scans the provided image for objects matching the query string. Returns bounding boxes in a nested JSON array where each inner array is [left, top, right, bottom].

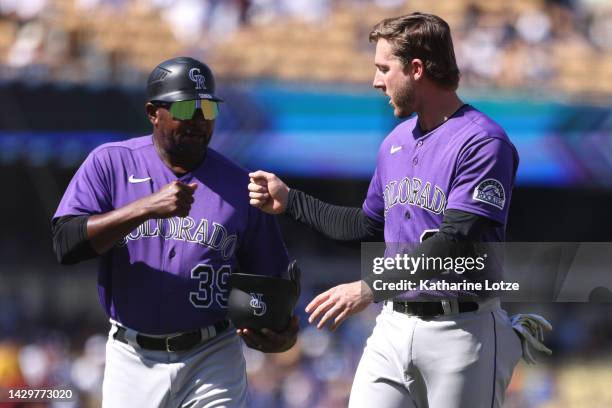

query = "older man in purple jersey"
[[249, 13, 524, 408], [51, 57, 298, 407]]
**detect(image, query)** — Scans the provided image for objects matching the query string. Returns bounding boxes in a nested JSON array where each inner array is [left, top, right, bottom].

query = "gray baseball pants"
[[349, 299, 522, 408], [102, 321, 247, 408]]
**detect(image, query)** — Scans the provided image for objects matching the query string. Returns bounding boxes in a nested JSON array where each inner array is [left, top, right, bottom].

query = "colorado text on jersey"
[[383, 177, 447, 216], [117, 216, 237, 260]]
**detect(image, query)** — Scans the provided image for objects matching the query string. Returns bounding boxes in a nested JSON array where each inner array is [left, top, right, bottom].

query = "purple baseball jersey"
[[363, 104, 519, 300], [54, 135, 290, 334]]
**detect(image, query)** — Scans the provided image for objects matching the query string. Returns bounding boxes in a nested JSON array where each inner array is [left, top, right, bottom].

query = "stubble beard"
[[172, 131, 212, 155], [392, 81, 415, 118]]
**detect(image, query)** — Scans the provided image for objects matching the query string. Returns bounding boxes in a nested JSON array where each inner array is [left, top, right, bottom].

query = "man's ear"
[[145, 103, 158, 125], [409, 58, 425, 81]]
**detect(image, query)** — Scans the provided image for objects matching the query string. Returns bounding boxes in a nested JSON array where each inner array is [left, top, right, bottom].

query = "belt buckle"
[[441, 300, 452, 315], [441, 299, 461, 315], [165, 333, 183, 352]]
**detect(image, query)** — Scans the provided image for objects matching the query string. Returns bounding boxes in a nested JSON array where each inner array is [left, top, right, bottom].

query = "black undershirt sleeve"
[[363, 209, 499, 302], [437, 207, 495, 239], [51, 215, 98, 265], [285, 189, 384, 241], [285, 188, 498, 303]]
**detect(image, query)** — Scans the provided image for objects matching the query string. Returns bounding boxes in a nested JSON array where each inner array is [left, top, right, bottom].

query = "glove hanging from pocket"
[[510, 313, 552, 364]]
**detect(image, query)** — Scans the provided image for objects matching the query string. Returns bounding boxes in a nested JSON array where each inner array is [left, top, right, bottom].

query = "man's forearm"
[[285, 189, 383, 241], [363, 209, 497, 302], [363, 231, 473, 302], [87, 198, 152, 254], [52, 199, 152, 264], [54, 181, 196, 263]]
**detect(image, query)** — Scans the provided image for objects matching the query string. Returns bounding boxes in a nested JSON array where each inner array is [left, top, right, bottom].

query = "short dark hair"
[[369, 12, 460, 90]]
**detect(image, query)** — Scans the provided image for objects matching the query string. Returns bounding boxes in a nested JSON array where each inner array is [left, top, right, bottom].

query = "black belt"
[[113, 320, 230, 352], [391, 300, 478, 317]]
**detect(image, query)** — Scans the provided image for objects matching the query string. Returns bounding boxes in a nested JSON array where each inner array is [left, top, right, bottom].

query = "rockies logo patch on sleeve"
[[472, 179, 505, 209]]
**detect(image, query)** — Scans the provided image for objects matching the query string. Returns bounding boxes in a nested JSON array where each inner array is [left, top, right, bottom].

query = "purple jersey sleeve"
[[362, 166, 385, 224], [237, 205, 290, 278], [53, 149, 112, 218], [446, 137, 518, 225]]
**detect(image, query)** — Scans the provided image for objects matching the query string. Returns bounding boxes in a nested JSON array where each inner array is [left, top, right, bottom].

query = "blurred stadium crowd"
[[0, 0, 611, 95], [1, 1, 612, 408]]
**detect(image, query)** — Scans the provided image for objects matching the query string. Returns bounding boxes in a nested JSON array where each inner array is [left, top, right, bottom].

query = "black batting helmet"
[[146, 56, 223, 103], [227, 261, 301, 332]]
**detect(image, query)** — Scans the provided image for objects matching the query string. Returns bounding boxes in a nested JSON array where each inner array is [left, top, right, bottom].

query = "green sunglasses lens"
[[168, 100, 219, 121], [169, 100, 197, 120]]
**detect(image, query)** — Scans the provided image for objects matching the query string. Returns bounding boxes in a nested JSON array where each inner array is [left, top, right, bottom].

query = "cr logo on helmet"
[[189, 68, 206, 90]]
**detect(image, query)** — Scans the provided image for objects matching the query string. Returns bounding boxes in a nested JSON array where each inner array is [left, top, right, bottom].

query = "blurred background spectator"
[[0, 0, 611, 95]]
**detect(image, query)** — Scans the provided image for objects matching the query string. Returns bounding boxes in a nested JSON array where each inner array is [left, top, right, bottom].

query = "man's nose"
[[373, 73, 384, 89], [190, 109, 207, 123]]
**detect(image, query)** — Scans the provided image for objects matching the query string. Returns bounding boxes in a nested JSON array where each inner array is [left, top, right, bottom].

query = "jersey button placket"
[[413, 139, 422, 166]]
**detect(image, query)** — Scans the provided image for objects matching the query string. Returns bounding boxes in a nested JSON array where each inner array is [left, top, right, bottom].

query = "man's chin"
[[176, 134, 211, 149], [172, 140, 207, 154], [394, 107, 412, 118]]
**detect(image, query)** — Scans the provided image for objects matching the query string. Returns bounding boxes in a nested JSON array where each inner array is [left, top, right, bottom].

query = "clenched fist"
[[143, 181, 198, 218], [86, 180, 198, 255], [248, 170, 289, 214]]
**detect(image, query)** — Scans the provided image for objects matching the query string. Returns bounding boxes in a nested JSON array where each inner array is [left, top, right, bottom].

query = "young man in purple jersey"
[[51, 57, 298, 407], [249, 13, 525, 408]]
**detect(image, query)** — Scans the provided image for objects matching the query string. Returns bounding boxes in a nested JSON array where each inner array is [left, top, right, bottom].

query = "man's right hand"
[[143, 181, 198, 218], [248, 170, 289, 214], [87, 180, 197, 255]]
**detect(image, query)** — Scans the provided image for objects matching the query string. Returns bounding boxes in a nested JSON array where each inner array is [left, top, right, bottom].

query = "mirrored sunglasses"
[[157, 99, 219, 121]]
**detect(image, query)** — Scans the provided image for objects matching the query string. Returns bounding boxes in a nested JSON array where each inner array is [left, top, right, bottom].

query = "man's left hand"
[[237, 315, 299, 353], [306, 281, 373, 331]]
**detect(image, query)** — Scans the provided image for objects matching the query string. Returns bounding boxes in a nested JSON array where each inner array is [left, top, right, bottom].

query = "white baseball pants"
[[349, 299, 522, 408], [102, 323, 247, 408]]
